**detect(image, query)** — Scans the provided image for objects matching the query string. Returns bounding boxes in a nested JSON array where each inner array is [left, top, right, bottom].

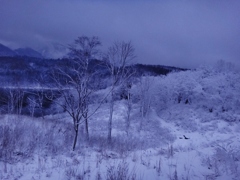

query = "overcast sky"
[[0, 0, 240, 68]]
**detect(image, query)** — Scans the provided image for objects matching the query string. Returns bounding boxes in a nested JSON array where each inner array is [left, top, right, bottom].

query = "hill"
[[0, 56, 185, 87], [0, 43, 17, 57], [0, 43, 43, 58]]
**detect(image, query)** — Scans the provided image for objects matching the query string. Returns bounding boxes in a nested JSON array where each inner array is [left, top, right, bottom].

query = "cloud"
[[0, 0, 239, 68]]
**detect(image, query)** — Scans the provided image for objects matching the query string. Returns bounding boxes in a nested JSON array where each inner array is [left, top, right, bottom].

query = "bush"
[[106, 161, 136, 180]]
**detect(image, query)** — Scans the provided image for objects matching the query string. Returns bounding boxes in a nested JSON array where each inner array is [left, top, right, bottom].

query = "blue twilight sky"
[[0, 0, 240, 68]]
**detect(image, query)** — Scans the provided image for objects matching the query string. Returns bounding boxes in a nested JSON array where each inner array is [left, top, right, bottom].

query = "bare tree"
[[124, 79, 134, 135], [27, 95, 37, 118], [25, 88, 45, 119], [105, 41, 135, 143], [35, 89, 45, 119], [138, 76, 154, 131], [69, 36, 101, 141], [50, 73, 87, 151], [50, 36, 101, 150], [7, 88, 24, 115]]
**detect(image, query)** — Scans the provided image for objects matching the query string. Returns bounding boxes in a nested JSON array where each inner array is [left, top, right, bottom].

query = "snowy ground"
[[0, 100, 239, 180]]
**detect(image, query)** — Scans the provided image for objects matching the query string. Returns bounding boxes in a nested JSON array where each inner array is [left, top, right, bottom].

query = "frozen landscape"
[[1, 1, 240, 179], [0, 54, 239, 179]]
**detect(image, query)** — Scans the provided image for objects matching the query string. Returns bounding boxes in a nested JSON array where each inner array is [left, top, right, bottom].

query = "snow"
[[1, 105, 239, 179], [1, 64, 240, 179]]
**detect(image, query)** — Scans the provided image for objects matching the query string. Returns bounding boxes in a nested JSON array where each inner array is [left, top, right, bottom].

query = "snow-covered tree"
[[105, 41, 135, 143], [152, 61, 240, 122], [138, 76, 155, 130], [68, 36, 101, 141], [7, 88, 24, 115], [50, 36, 101, 150]]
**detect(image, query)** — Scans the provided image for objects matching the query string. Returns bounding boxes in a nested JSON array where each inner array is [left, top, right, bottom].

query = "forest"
[[0, 36, 240, 180]]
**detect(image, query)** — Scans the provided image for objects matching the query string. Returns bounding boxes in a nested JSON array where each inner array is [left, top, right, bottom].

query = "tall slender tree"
[[50, 36, 101, 150], [68, 36, 101, 141], [105, 41, 135, 143]]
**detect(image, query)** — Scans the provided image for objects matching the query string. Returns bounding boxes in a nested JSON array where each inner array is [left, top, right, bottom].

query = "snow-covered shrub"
[[208, 143, 240, 178], [0, 115, 75, 164], [0, 126, 16, 163], [153, 70, 200, 107], [152, 61, 240, 122], [106, 161, 137, 180], [65, 166, 89, 180], [110, 135, 141, 157]]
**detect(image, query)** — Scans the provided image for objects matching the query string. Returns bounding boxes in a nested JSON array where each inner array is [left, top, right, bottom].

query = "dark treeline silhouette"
[[0, 56, 186, 86]]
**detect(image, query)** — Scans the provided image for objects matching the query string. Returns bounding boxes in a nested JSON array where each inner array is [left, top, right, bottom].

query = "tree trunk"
[[139, 103, 144, 132], [83, 100, 89, 141], [72, 124, 79, 151], [126, 91, 131, 135], [17, 90, 24, 115], [40, 103, 44, 119], [108, 93, 114, 143], [85, 116, 89, 141]]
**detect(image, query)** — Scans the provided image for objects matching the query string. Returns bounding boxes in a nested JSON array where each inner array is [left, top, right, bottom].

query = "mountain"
[[0, 43, 17, 57], [15, 48, 43, 58], [0, 43, 43, 58]]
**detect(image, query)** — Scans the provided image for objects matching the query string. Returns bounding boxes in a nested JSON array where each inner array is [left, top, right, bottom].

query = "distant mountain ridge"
[[0, 43, 17, 56], [0, 43, 43, 58]]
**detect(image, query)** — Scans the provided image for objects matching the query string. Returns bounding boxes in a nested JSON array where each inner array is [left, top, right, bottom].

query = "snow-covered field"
[[1, 103, 239, 180], [1, 63, 240, 180]]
